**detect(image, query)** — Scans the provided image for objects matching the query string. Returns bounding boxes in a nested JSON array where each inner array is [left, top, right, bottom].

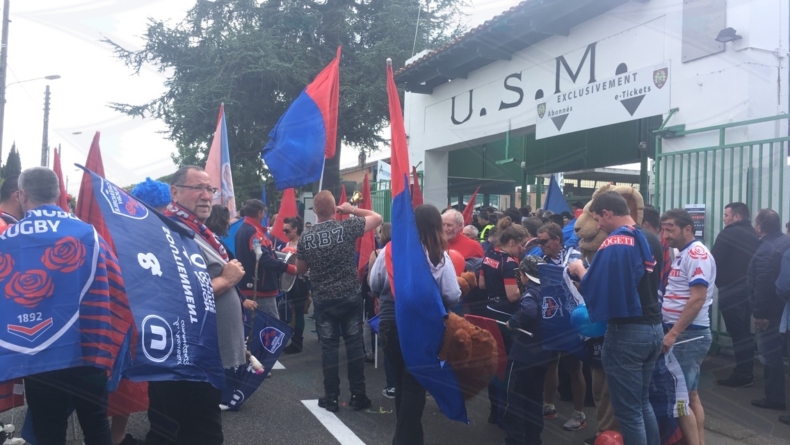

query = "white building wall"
[[404, 0, 789, 207]]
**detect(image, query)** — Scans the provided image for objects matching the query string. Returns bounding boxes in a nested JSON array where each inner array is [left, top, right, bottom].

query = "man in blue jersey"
[[568, 191, 663, 445], [1, 167, 133, 445]]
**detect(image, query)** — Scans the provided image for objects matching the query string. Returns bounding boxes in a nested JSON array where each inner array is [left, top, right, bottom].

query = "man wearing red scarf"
[[235, 199, 296, 318], [147, 166, 247, 445]]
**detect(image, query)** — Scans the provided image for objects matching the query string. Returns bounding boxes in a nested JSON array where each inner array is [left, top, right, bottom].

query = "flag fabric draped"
[[52, 148, 69, 211], [0, 205, 133, 388], [543, 174, 571, 214], [205, 104, 237, 217], [356, 172, 376, 280], [411, 166, 423, 208], [221, 309, 292, 411], [385, 59, 468, 423], [270, 188, 298, 244], [75, 132, 115, 252], [462, 187, 480, 225], [80, 167, 226, 388], [336, 185, 348, 221], [262, 47, 341, 190], [538, 264, 584, 356]]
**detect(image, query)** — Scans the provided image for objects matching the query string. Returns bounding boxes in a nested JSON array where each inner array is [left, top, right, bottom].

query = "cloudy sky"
[[4, 0, 518, 194]]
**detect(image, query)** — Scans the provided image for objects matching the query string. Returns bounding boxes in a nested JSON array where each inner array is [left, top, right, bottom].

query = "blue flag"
[[222, 309, 292, 411], [82, 167, 226, 388], [538, 264, 584, 355], [543, 174, 571, 214], [0, 206, 133, 388]]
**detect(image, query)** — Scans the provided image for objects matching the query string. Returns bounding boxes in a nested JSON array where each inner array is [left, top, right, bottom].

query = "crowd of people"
[[1, 165, 789, 445]]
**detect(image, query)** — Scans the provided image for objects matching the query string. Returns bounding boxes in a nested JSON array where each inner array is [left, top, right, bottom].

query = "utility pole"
[[0, 0, 10, 168], [40, 85, 50, 167]]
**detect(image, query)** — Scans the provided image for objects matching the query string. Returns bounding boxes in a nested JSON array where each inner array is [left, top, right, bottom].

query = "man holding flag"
[[0, 167, 133, 444], [145, 166, 248, 445], [295, 190, 381, 412]]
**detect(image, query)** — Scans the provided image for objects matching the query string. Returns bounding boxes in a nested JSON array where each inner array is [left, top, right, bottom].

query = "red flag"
[[305, 46, 341, 159], [270, 188, 298, 244], [52, 148, 69, 211], [411, 166, 423, 208], [387, 60, 410, 195], [356, 172, 376, 280], [75, 132, 115, 252], [461, 187, 480, 225], [336, 185, 348, 221]]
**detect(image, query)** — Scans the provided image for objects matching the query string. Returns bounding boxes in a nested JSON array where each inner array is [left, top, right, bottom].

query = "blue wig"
[[131, 177, 171, 209]]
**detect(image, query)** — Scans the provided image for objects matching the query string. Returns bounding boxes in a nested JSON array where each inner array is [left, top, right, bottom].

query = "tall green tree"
[[105, 0, 465, 201], [2, 143, 22, 179]]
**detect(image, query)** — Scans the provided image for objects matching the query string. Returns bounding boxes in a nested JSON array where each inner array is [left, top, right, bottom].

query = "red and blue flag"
[[384, 59, 468, 423], [262, 47, 341, 190], [205, 104, 237, 217]]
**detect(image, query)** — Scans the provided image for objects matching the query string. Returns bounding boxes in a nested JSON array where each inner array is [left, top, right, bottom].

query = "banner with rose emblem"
[[0, 205, 133, 385]]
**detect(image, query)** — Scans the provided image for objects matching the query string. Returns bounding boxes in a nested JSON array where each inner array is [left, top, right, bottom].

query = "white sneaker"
[[562, 410, 587, 431], [219, 404, 230, 411]]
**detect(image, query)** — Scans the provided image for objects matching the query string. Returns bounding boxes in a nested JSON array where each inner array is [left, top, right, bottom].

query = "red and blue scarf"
[[166, 202, 229, 261]]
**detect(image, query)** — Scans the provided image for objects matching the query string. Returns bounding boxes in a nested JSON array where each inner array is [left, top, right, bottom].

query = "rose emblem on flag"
[[0, 253, 14, 281], [5, 270, 55, 308], [42, 237, 86, 273]]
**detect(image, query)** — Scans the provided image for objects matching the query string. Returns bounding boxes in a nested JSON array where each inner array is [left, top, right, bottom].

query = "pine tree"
[[2, 143, 22, 179]]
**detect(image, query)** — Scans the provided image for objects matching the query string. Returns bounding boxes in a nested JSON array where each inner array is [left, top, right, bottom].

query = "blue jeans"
[[314, 297, 366, 397], [756, 320, 785, 404], [602, 323, 663, 445], [672, 328, 712, 391]]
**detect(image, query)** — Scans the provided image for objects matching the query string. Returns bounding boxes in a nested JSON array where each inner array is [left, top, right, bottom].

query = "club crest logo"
[[542, 296, 559, 319], [688, 246, 708, 260], [537, 102, 546, 119], [100, 178, 148, 220], [653, 67, 668, 89], [260, 327, 285, 354]]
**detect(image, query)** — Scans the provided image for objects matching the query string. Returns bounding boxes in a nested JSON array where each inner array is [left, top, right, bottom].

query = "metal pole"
[[0, 0, 11, 168], [40, 85, 50, 167]]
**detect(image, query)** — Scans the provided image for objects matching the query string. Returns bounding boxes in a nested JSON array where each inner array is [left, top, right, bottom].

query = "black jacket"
[[747, 232, 790, 321], [508, 282, 551, 365], [711, 220, 759, 290], [235, 222, 289, 298]]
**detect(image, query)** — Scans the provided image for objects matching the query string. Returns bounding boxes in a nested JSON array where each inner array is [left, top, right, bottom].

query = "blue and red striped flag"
[[205, 104, 237, 217], [262, 47, 341, 190], [384, 59, 468, 423]]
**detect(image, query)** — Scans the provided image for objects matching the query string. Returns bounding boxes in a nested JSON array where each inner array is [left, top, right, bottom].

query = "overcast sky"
[[3, 0, 518, 194]]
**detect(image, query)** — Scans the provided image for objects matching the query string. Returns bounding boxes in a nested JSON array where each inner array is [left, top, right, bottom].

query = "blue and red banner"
[[385, 59, 468, 423], [80, 167, 226, 388], [538, 264, 584, 355], [262, 47, 341, 190], [0, 205, 133, 388], [222, 309, 292, 411]]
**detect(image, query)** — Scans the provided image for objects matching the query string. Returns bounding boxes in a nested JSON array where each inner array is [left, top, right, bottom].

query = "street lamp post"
[[0, 74, 60, 167]]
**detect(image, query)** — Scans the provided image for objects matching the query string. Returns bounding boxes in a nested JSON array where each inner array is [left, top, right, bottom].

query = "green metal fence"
[[368, 173, 424, 223], [654, 113, 790, 351]]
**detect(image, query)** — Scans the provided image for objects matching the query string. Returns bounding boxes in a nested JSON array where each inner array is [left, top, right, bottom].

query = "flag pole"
[[318, 156, 327, 191]]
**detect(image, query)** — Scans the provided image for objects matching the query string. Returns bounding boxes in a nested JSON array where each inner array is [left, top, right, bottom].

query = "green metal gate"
[[654, 113, 790, 350]]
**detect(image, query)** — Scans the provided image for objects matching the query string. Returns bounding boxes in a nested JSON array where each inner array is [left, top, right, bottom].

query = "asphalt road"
[[3, 314, 790, 444]]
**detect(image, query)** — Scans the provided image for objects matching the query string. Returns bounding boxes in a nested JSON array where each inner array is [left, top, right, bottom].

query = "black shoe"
[[283, 339, 303, 354], [364, 356, 375, 365], [779, 415, 790, 426], [583, 435, 598, 445], [118, 434, 143, 445], [717, 375, 754, 387], [348, 393, 371, 410], [751, 398, 786, 411], [318, 396, 339, 412]]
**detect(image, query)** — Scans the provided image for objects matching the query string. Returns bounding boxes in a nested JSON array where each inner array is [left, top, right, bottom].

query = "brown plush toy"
[[439, 313, 498, 400], [456, 271, 477, 298], [574, 183, 644, 263]]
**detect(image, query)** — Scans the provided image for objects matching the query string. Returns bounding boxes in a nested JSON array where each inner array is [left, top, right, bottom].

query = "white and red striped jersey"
[[662, 240, 716, 327]]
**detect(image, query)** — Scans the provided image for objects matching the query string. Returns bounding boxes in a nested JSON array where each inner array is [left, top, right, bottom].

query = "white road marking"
[[301, 400, 366, 445], [273, 360, 285, 369]]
